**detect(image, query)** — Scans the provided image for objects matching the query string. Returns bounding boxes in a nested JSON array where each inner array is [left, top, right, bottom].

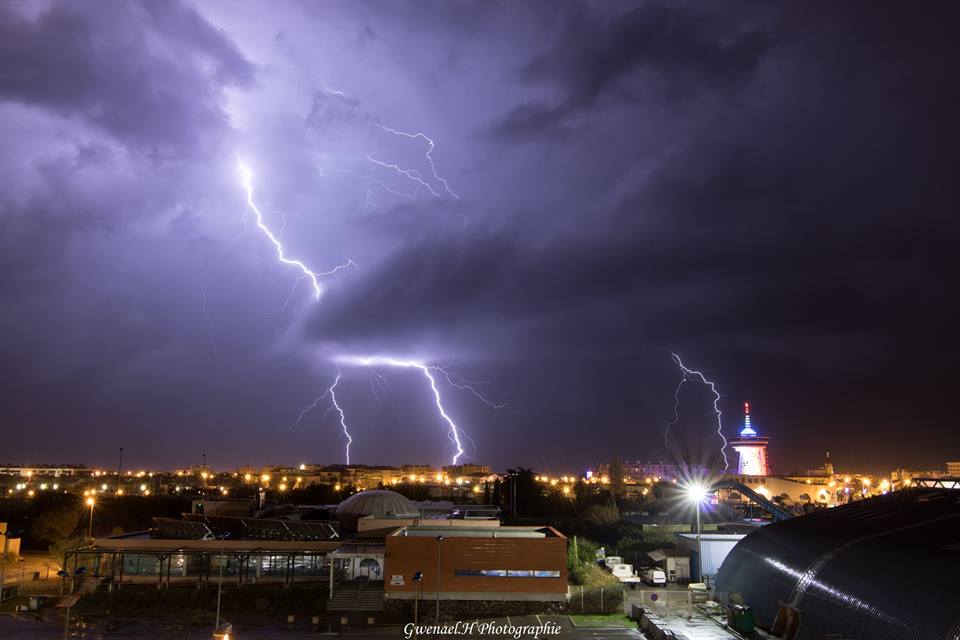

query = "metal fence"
[[568, 585, 625, 614], [633, 589, 695, 618]]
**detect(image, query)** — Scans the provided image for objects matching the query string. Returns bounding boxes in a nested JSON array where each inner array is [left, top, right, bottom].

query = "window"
[[454, 569, 559, 578]]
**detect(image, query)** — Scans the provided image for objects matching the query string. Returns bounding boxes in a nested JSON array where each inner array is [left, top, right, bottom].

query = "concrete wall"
[[0, 522, 20, 562]]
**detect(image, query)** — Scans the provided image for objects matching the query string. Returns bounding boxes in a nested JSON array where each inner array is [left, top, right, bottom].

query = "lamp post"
[[86, 497, 95, 539], [215, 547, 224, 630], [116, 447, 124, 494], [435, 535, 443, 623], [686, 482, 708, 583]]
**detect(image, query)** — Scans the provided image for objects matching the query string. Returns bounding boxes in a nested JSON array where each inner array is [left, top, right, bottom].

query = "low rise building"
[[646, 548, 691, 583], [675, 533, 745, 583], [383, 524, 567, 602]]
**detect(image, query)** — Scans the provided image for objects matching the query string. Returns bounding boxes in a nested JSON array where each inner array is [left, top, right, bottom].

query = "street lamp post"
[[215, 547, 224, 630], [116, 447, 124, 494], [686, 483, 707, 583], [86, 497, 95, 539], [435, 535, 443, 623], [412, 570, 423, 639], [695, 497, 702, 580]]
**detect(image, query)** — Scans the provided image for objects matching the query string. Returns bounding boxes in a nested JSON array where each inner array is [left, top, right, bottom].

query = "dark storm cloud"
[[493, 1, 773, 137], [0, 0, 252, 152], [304, 0, 956, 469], [0, 0, 956, 471]]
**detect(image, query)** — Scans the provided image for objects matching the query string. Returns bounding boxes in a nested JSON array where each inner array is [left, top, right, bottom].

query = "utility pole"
[[412, 570, 423, 639], [435, 536, 443, 623], [215, 548, 224, 629], [86, 498, 95, 539], [116, 447, 124, 494], [695, 498, 703, 582]]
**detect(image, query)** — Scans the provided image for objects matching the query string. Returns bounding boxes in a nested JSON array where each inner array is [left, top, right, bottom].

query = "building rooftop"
[[391, 525, 563, 539], [716, 487, 960, 639], [336, 489, 419, 517]]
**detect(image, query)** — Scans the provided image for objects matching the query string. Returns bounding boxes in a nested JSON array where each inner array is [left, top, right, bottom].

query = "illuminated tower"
[[729, 402, 769, 476]]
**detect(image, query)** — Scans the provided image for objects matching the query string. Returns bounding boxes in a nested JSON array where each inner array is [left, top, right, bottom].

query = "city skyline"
[[1, 1, 956, 473]]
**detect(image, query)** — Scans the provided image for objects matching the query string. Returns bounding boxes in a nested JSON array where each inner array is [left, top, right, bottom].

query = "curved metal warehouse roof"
[[715, 486, 960, 640]]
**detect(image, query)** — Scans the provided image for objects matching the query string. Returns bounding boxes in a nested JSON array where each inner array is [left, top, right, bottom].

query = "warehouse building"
[[675, 532, 745, 582], [715, 486, 960, 640]]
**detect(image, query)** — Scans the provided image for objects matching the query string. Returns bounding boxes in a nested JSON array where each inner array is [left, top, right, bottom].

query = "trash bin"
[[727, 604, 755, 633]]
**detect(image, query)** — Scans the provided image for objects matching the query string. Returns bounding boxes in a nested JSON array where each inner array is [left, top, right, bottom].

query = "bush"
[[77, 584, 329, 614], [567, 537, 602, 585]]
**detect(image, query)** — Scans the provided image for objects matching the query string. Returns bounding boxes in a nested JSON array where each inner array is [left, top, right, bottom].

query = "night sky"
[[1, 1, 956, 474]]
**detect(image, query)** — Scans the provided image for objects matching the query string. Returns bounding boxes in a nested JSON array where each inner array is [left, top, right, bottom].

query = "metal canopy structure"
[[175, 514, 339, 541], [712, 479, 793, 521], [911, 476, 960, 489], [154, 518, 215, 540]]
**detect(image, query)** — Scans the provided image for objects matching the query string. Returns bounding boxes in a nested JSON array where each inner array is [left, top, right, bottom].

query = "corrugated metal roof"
[[677, 533, 745, 541], [715, 488, 960, 640]]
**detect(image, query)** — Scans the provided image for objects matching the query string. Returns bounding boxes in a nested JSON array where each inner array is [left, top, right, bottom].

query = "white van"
[[602, 556, 624, 569], [641, 567, 667, 586]]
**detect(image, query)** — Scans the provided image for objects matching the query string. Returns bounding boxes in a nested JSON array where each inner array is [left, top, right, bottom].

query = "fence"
[[633, 589, 694, 618], [568, 585, 625, 615], [1, 565, 59, 600]]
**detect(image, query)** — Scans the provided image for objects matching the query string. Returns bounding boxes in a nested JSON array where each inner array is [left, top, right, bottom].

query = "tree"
[[608, 460, 625, 500], [31, 505, 80, 545], [32, 505, 81, 568], [503, 467, 542, 517]]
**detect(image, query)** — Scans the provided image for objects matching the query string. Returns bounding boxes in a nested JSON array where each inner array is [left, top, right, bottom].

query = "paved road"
[[0, 612, 645, 639]]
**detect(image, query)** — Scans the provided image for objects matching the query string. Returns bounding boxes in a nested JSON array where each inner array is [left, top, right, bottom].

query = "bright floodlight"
[[687, 482, 709, 503], [85, 497, 95, 507]]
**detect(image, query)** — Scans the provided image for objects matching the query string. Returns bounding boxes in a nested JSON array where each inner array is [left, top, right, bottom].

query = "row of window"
[[454, 569, 560, 578]]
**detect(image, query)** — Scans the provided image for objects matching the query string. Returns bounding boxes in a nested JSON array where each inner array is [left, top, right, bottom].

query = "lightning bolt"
[[335, 356, 499, 465], [437, 369, 508, 410], [308, 84, 460, 204], [327, 374, 352, 464], [290, 372, 353, 464], [234, 109, 471, 463], [237, 158, 355, 300], [372, 124, 460, 200], [365, 155, 448, 199], [366, 366, 397, 426], [666, 353, 730, 470]]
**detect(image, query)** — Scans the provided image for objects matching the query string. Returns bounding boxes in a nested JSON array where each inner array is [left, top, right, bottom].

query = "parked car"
[[641, 567, 667, 586]]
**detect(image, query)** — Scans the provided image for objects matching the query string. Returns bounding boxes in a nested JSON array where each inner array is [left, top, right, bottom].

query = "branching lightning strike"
[[236, 116, 474, 464], [334, 356, 499, 465], [666, 353, 730, 470], [371, 124, 459, 200], [237, 158, 356, 300], [290, 372, 353, 464]]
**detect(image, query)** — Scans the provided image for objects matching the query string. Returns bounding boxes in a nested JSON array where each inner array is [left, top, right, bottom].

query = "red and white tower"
[[730, 402, 769, 475]]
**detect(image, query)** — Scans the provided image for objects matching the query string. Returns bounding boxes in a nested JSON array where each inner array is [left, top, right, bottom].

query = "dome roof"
[[335, 490, 420, 517]]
